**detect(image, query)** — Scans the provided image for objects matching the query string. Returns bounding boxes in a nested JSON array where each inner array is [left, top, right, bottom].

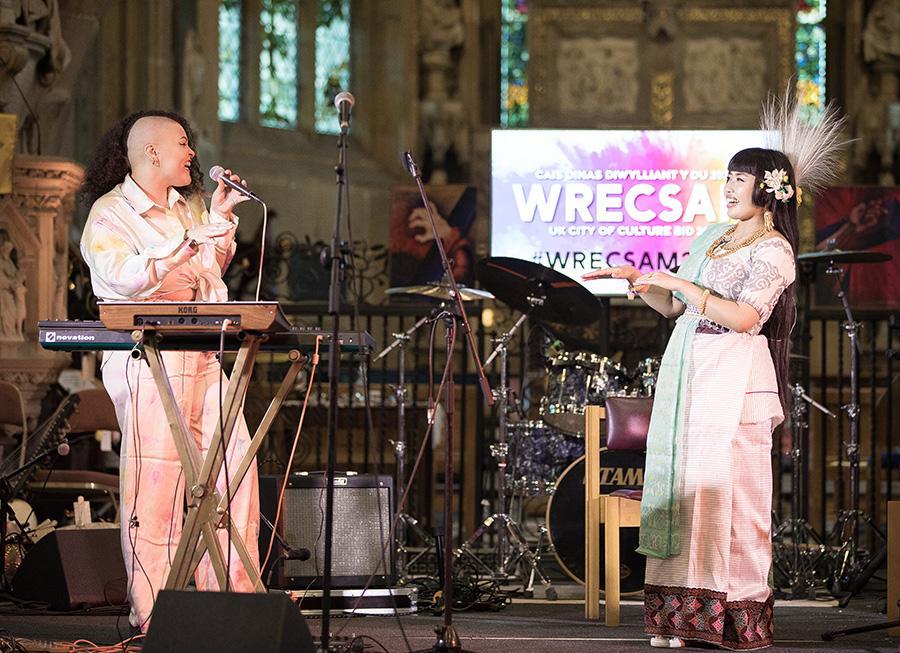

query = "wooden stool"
[[585, 398, 653, 626]]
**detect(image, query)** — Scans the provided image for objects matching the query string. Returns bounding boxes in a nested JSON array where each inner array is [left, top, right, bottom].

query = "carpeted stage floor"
[[2, 588, 897, 652]]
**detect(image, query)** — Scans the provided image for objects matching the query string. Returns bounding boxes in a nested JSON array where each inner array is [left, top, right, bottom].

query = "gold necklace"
[[706, 224, 770, 259]]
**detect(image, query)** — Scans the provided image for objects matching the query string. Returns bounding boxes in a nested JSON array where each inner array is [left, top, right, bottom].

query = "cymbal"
[[476, 257, 603, 325], [797, 249, 893, 265], [385, 283, 495, 302]]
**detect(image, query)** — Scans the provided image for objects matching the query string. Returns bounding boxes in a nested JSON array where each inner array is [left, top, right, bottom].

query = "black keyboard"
[[38, 320, 375, 353]]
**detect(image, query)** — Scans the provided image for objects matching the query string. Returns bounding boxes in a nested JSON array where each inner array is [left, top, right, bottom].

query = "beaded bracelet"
[[698, 288, 711, 315]]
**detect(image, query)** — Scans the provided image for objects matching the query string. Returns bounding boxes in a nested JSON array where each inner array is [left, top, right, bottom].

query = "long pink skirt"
[[644, 417, 774, 650]]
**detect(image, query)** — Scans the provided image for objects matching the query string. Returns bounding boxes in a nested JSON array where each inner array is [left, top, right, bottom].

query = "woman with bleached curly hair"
[[584, 94, 847, 650], [80, 110, 259, 631]]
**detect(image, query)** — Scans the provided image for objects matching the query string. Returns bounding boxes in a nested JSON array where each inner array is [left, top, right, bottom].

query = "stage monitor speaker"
[[143, 590, 315, 653], [11, 525, 127, 610], [259, 473, 394, 589]]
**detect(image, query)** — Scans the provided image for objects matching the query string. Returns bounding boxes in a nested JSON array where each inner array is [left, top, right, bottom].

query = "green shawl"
[[636, 222, 731, 559]]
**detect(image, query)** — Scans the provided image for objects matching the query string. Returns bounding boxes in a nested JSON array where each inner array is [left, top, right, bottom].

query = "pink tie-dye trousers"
[[102, 349, 260, 630]]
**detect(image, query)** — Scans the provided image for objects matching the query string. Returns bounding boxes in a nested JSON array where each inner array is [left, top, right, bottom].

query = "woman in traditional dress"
[[583, 97, 846, 650], [80, 110, 260, 630]]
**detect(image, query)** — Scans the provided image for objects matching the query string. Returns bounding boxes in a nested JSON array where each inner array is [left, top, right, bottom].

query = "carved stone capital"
[[11, 155, 83, 215], [0, 25, 29, 75]]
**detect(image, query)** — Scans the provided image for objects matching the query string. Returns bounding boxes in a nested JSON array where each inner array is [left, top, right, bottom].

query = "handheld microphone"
[[334, 91, 355, 132], [209, 165, 263, 203]]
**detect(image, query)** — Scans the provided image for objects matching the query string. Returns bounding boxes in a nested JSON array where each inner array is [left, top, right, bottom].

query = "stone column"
[[0, 156, 83, 424]]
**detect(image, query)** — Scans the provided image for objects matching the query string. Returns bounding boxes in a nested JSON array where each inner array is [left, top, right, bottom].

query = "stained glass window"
[[260, 0, 299, 129], [314, 0, 351, 135], [796, 0, 826, 122], [218, 0, 242, 122], [500, 0, 528, 128]]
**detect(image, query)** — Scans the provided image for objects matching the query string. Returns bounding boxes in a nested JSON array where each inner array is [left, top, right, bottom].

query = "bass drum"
[[546, 452, 646, 594]]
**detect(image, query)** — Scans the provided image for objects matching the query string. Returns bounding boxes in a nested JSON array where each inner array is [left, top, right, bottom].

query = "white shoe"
[[650, 636, 685, 648]]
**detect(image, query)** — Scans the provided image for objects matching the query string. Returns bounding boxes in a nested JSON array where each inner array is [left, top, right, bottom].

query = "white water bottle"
[[73, 495, 92, 527]]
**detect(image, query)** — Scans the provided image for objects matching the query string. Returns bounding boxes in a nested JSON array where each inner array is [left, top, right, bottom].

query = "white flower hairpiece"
[[761, 168, 795, 203]]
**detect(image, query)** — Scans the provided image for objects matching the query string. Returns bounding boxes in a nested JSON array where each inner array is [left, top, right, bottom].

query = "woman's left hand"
[[210, 169, 251, 218], [632, 269, 685, 292]]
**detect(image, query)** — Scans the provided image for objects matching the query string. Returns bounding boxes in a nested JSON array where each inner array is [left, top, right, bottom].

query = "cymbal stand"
[[825, 263, 886, 599], [374, 314, 437, 580], [773, 383, 834, 599], [454, 301, 556, 599]]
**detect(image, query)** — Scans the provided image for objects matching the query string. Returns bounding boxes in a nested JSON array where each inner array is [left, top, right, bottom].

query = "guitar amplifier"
[[259, 473, 394, 589]]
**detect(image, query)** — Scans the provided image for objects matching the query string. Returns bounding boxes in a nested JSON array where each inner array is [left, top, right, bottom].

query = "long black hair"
[[727, 147, 799, 421], [81, 109, 204, 207]]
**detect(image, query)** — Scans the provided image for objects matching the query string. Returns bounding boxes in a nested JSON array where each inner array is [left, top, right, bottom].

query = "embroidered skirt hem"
[[644, 583, 774, 650]]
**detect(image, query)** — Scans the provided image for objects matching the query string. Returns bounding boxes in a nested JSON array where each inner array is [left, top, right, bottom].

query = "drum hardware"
[[824, 258, 887, 600], [384, 283, 495, 303], [772, 383, 834, 599], [455, 300, 558, 599], [633, 357, 661, 397], [375, 312, 438, 581], [541, 353, 629, 435], [797, 249, 893, 602], [475, 257, 604, 326]]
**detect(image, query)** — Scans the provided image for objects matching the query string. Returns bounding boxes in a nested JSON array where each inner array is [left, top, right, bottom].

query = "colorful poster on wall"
[[814, 187, 900, 309], [388, 185, 477, 290], [0, 114, 16, 194]]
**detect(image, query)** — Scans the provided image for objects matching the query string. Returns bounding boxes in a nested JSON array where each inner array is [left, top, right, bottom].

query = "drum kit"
[[383, 257, 657, 596], [382, 246, 894, 603]]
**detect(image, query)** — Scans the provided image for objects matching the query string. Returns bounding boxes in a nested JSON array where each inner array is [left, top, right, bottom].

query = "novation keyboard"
[[38, 320, 375, 354]]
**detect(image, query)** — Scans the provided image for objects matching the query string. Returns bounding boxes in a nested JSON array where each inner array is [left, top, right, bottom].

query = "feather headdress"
[[761, 83, 851, 196]]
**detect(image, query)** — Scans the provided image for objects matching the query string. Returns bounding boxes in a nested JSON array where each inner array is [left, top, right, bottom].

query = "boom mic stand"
[[401, 150, 494, 653]]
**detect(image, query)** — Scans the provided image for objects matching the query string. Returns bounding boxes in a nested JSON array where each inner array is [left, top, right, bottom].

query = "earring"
[[763, 210, 774, 232]]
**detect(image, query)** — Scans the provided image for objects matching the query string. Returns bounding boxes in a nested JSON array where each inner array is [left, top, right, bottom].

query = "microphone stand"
[[320, 123, 351, 653], [402, 151, 493, 653]]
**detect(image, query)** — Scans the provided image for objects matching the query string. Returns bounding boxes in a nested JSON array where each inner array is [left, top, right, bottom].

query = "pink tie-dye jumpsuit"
[[81, 176, 260, 630]]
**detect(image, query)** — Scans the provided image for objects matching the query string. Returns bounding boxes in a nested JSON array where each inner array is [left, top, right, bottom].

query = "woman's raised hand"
[[581, 265, 653, 296], [186, 222, 234, 245], [581, 265, 640, 283], [211, 168, 251, 218]]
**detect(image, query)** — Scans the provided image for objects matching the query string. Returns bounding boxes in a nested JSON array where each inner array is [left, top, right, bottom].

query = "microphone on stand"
[[57, 437, 70, 457], [207, 165, 268, 302], [209, 165, 264, 203], [334, 91, 355, 133], [284, 546, 311, 561]]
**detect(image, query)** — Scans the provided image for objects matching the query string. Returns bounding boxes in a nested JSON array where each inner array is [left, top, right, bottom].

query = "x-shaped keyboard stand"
[[138, 330, 306, 591]]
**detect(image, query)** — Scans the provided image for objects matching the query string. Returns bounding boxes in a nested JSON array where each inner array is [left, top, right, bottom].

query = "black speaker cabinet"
[[143, 590, 315, 653], [259, 473, 394, 589], [12, 526, 127, 609]]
